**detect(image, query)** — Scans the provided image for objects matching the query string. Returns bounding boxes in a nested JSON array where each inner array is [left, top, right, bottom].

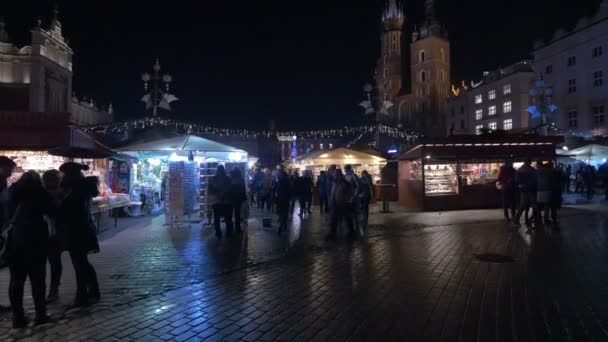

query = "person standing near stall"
[[58, 162, 101, 307], [497, 159, 516, 222], [228, 168, 247, 234], [209, 165, 232, 238], [0, 156, 16, 312], [513, 159, 539, 231], [317, 171, 328, 214], [42, 170, 64, 303], [274, 169, 292, 235]]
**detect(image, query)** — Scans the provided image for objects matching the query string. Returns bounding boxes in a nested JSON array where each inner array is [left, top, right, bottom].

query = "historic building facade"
[[0, 9, 112, 125], [532, 0, 608, 137], [374, 0, 451, 137], [447, 61, 536, 135]]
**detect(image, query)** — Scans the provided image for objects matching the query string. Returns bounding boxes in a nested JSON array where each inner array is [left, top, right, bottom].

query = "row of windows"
[[566, 71, 604, 93], [418, 69, 447, 83], [474, 84, 511, 104], [567, 105, 605, 128], [475, 101, 512, 120], [475, 119, 513, 134], [545, 46, 603, 73], [419, 49, 447, 64]]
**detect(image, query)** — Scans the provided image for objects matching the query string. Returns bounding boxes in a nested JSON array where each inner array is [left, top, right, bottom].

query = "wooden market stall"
[[397, 134, 564, 211]]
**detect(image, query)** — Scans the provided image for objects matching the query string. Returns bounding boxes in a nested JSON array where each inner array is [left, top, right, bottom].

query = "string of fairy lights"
[[84, 117, 422, 141]]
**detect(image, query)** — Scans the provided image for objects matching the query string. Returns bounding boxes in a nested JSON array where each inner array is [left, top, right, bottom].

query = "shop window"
[[488, 89, 496, 100], [475, 94, 483, 104], [475, 109, 483, 120], [568, 110, 578, 128], [475, 124, 483, 135], [488, 121, 497, 131], [568, 79, 577, 93], [503, 84, 511, 95], [503, 119, 513, 130], [424, 164, 458, 196], [503, 101, 512, 113], [593, 70, 603, 87], [460, 163, 501, 186], [488, 105, 496, 116]]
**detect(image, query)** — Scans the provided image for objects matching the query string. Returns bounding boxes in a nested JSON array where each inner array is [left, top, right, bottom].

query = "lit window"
[[488, 121, 497, 131], [320, 143, 324, 150], [593, 46, 603, 58], [503, 101, 512, 113], [593, 70, 603, 87], [593, 105, 605, 126], [567, 56, 576, 67], [475, 94, 483, 104], [503, 84, 511, 95], [488, 89, 496, 100], [329, 143, 333, 149], [503, 119, 513, 130], [545, 65, 553, 74], [475, 109, 483, 120], [488, 105, 496, 116], [568, 79, 576, 93], [568, 110, 578, 128], [475, 125, 483, 135]]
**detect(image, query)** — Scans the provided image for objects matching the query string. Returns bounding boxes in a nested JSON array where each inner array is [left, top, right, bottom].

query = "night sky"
[[2, 0, 603, 130]]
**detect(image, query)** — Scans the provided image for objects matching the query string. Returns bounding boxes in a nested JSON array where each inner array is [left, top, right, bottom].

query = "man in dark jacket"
[[274, 169, 292, 234], [228, 168, 247, 234], [209, 165, 232, 238], [513, 159, 539, 230], [0, 156, 16, 313], [497, 159, 516, 222]]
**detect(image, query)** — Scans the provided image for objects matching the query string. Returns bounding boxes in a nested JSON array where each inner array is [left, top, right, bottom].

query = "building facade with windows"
[[446, 61, 535, 135], [0, 10, 112, 125], [533, 1, 608, 136]]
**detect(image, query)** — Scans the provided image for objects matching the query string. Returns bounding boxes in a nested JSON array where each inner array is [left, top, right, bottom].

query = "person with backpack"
[[497, 159, 516, 222], [327, 169, 355, 240]]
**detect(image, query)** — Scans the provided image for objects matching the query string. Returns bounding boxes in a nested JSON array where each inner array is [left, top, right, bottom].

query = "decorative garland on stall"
[[84, 117, 421, 142]]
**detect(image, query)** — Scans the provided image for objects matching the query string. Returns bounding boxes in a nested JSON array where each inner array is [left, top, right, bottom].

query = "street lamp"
[[526, 74, 557, 136], [360, 83, 393, 147], [141, 59, 178, 117]]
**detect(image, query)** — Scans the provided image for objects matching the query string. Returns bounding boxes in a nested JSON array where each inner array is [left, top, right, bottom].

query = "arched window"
[[440, 48, 445, 63], [420, 70, 426, 82], [419, 50, 426, 63]]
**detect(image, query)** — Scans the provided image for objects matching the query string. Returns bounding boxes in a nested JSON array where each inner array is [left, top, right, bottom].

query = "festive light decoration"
[[83, 117, 421, 141]]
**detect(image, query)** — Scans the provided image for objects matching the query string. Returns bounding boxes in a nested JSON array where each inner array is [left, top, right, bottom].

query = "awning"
[[291, 147, 386, 166], [117, 135, 246, 153]]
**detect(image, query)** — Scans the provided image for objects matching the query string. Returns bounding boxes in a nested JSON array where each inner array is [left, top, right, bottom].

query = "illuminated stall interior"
[[398, 135, 563, 211]]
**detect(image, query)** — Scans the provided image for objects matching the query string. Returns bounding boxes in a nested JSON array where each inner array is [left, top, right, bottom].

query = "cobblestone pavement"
[[0, 204, 608, 341]]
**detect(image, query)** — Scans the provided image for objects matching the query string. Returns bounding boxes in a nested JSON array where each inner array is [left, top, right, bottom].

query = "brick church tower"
[[374, 0, 451, 137]]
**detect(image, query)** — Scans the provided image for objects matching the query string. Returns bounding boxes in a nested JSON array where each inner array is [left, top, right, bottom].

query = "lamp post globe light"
[[141, 59, 178, 117], [526, 74, 557, 136]]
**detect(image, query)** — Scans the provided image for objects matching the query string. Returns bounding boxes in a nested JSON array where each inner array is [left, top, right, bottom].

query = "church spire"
[[424, 0, 436, 24], [382, 0, 404, 31], [0, 17, 9, 43]]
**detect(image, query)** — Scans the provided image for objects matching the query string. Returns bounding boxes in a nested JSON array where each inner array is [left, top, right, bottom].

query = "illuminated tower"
[[375, 0, 404, 102]]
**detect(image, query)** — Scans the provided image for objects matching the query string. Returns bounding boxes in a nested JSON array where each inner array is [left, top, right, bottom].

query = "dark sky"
[[2, 0, 603, 130]]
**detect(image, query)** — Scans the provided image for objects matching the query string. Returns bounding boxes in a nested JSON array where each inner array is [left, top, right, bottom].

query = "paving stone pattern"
[[0, 205, 607, 341]]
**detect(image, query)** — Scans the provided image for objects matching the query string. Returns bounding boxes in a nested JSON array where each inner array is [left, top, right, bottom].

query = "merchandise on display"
[[424, 164, 458, 195]]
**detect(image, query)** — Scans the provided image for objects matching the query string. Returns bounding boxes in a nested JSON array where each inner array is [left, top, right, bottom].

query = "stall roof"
[[117, 135, 246, 153], [557, 144, 608, 159], [292, 147, 386, 165], [398, 134, 564, 161]]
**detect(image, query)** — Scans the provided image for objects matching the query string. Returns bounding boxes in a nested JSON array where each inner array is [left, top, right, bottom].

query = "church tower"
[[375, 0, 404, 102], [409, 0, 450, 136]]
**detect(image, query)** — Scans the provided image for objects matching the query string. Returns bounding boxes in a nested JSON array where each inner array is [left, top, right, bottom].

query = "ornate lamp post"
[[360, 83, 393, 147], [526, 74, 557, 136], [141, 59, 177, 117]]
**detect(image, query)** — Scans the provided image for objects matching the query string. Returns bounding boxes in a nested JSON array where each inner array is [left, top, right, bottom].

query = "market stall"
[[397, 134, 563, 211], [117, 135, 248, 221], [557, 144, 608, 167], [288, 147, 386, 182]]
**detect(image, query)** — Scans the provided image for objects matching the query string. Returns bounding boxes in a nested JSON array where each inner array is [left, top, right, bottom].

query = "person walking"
[[228, 168, 247, 234], [326, 165, 337, 216], [497, 159, 516, 222], [357, 170, 374, 231], [599, 160, 608, 201], [564, 164, 572, 193], [6, 171, 56, 327], [327, 170, 355, 240], [513, 159, 539, 231], [536, 162, 553, 226], [583, 164, 596, 200], [575, 164, 585, 194], [548, 162, 564, 228], [42, 170, 64, 303], [58, 162, 101, 308], [297, 170, 313, 217], [343, 165, 359, 230], [317, 171, 328, 214], [274, 169, 292, 234], [209, 165, 233, 238]]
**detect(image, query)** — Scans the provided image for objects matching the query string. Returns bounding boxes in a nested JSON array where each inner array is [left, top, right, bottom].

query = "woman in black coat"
[[7, 171, 55, 328], [58, 162, 100, 307]]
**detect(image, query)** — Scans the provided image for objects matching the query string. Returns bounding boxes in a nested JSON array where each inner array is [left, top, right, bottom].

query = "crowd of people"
[[0, 157, 100, 329], [498, 159, 567, 232], [224, 164, 374, 239]]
